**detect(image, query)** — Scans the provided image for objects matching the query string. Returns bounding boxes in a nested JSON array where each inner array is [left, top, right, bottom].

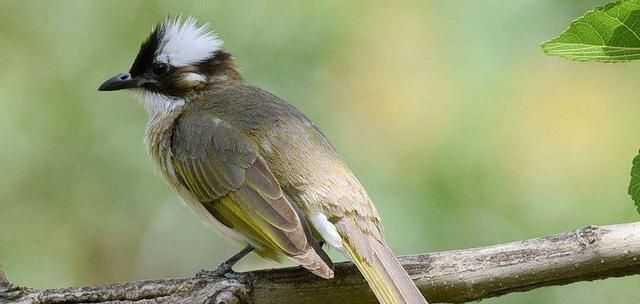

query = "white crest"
[[156, 16, 222, 66]]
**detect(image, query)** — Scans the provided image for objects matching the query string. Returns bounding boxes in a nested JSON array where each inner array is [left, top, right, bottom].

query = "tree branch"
[[1, 222, 639, 304]]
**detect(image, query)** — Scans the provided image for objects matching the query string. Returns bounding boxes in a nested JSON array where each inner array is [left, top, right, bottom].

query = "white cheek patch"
[[310, 213, 344, 251], [157, 16, 223, 67], [183, 72, 207, 83]]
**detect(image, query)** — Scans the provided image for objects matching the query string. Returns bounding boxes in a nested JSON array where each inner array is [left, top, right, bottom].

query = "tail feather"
[[338, 219, 427, 304]]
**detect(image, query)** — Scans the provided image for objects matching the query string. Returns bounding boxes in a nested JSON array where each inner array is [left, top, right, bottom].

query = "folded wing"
[[170, 113, 333, 278]]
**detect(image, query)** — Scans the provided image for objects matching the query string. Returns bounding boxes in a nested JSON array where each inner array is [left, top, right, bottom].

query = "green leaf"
[[541, 0, 640, 62], [628, 152, 640, 214]]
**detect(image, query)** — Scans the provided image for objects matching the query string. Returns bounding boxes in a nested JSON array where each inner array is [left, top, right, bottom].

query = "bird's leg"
[[196, 245, 254, 279]]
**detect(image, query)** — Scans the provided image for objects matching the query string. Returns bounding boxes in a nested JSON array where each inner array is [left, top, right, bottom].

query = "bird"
[[98, 16, 428, 304]]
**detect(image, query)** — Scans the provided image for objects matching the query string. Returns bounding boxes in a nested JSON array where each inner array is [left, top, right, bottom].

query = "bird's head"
[[99, 16, 239, 98]]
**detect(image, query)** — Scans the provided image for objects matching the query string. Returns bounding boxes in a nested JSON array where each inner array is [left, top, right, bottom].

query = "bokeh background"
[[1, 0, 639, 303]]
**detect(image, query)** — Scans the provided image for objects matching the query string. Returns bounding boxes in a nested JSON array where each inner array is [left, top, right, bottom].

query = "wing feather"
[[170, 113, 329, 268]]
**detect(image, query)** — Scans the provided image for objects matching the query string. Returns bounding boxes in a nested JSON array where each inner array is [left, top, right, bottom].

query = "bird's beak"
[[98, 73, 140, 91]]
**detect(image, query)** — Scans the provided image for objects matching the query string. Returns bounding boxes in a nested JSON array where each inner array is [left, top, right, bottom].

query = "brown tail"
[[339, 223, 428, 303]]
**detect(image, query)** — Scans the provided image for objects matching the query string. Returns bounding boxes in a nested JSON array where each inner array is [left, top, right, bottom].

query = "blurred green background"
[[1, 0, 638, 303]]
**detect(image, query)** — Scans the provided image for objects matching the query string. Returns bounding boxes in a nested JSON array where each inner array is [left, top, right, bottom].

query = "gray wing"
[[170, 112, 333, 277]]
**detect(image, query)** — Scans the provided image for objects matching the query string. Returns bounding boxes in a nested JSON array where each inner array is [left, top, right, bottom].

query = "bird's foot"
[[195, 245, 254, 281], [195, 262, 244, 280]]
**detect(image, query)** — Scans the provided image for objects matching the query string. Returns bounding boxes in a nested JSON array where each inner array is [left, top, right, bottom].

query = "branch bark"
[[1, 222, 639, 304]]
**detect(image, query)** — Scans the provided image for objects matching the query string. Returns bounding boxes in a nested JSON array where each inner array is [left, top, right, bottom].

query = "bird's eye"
[[152, 62, 170, 75]]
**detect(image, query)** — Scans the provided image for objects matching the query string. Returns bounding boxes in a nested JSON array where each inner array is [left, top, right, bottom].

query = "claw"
[[195, 263, 232, 278], [195, 245, 255, 279]]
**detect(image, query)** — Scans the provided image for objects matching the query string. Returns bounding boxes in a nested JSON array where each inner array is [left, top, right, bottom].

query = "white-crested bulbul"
[[99, 17, 427, 304]]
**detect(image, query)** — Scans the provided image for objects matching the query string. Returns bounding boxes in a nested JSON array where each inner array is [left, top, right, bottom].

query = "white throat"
[[132, 89, 185, 118]]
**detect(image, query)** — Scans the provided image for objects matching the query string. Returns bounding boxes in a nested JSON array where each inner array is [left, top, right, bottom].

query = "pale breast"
[[141, 95, 253, 247]]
